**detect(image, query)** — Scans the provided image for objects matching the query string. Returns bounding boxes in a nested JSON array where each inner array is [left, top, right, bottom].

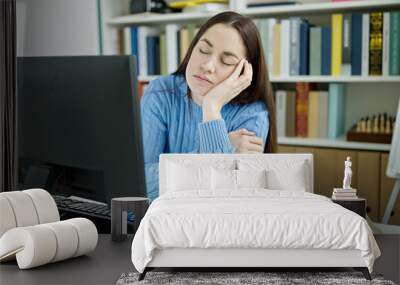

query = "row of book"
[[276, 83, 345, 139], [256, 11, 400, 77], [119, 11, 400, 78], [120, 24, 199, 76]]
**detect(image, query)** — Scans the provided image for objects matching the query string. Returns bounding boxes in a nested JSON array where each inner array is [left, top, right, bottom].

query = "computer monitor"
[[17, 55, 146, 206]]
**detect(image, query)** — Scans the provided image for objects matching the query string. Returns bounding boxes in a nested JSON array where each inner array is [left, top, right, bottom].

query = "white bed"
[[131, 154, 380, 280]]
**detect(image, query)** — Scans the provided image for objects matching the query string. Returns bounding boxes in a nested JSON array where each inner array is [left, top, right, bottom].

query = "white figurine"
[[343, 156, 353, 189]]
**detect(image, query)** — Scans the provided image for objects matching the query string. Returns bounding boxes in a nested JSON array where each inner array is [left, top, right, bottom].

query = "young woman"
[[141, 11, 277, 201]]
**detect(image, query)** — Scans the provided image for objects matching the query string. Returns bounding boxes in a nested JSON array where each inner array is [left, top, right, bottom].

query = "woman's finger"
[[248, 136, 263, 145], [229, 59, 246, 81], [245, 143, 264, 152]]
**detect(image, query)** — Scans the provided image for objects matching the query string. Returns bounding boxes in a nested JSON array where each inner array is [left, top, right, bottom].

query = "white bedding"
[[131, 190, 380, 273]]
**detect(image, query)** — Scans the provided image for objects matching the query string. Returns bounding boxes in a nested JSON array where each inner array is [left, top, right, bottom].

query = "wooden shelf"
[[278, 136, 391, 151], [241, 0, 400, 17], [108, 11, 222, 26], [269, 76, 400, 83], [108, 0, 400, 26], [139, 75, 400, 83]]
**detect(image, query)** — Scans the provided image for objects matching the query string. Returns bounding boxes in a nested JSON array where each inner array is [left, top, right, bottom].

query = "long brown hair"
[[173, 11, 277, 153]]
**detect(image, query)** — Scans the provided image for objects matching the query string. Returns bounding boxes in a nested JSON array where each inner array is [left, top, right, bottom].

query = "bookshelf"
[[100, 0, 400, 152]]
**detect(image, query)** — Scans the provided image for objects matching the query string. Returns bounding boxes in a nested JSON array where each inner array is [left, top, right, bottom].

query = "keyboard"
[[52, 195, 135, 223]]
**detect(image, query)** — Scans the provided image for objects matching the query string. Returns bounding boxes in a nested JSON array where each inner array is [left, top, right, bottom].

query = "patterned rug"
[[116, 271, 396, 285]]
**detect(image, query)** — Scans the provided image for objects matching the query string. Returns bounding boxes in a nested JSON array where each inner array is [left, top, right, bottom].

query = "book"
[[334, 188, 357, 193], [389, 11, 400, 75], [321, 26, 332, 75], [308, 91, 320, 138], [286, 91, 297, 137], [318, 91, 329, 138], [281, 19, 291, 76], [295, 83, 311, 137], [382, 12, 390, 76], [341, 14, 352, 76], [332, 194, 359, 200], [362, 13, 370, 76], [131, 27, 139, 75], [138, 26, 159, 77], [267, 19, 277, 71], [276, 90, 287, 137], [146, 36, 160, 75], [160, 33, 167, 75], [351, 13, 362, 75], [289, 17, 301, 76], [272, 23, 281, 76], [328, 83, 345, 139], [165, 24, 179, 74], [179, 27, 190, 63], [123, 26, 131, 56], [331, 14, 343, 76], [369, 12, 383, 76], [309, 27, 322, 75], [299, 20, 310, 75]]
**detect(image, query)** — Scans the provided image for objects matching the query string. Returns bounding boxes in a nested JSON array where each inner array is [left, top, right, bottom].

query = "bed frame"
[[138, 154, 372, 281]]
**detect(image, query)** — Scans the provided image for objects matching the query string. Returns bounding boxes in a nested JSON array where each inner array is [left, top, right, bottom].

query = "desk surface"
[[1, 234, 398, 285], [0, 234, 134, 285]]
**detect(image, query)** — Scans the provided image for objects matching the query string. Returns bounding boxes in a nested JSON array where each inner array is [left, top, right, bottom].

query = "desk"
[[1, 235, 398, 285], [0, 235, 133, 285]]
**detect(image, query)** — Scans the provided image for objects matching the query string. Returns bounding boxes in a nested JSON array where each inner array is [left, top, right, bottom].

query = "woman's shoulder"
[[141, 74, 187, 108], [144, 74, 186, 96]]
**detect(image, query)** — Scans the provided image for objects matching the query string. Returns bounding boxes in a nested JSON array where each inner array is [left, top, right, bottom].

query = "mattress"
[[131, 189, 380, 273]]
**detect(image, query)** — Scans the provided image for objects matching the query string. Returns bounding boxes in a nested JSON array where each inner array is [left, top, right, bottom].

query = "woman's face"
[[185, 23, 247, 105]]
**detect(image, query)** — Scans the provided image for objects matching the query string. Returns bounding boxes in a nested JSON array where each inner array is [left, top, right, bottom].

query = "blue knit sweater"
[[141, 74, 269, 201]]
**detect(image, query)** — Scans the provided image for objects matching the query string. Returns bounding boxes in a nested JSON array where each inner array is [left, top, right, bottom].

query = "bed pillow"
[[167, 162, 211, 191], [211, 168, 237, 190], [236, 169, 267, 189], [265, 161, 308, 191]]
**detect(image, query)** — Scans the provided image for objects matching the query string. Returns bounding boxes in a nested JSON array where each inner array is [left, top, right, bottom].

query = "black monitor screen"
[[17, 55, 146, 205]]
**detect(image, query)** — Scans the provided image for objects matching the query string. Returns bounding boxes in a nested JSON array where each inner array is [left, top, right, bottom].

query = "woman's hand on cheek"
[[203, 58, 253, 112]]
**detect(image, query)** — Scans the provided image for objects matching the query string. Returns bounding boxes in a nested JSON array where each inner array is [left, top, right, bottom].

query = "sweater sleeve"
[[198, 119, 234, 153], [141, 80, 168, 201], [230, 102, 269, 149]]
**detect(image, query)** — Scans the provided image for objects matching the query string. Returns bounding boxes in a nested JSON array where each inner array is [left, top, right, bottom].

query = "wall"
[[16, 0, 100, 56]]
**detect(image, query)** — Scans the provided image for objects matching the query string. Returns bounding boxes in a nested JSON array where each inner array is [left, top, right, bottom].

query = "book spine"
[[331, 14, 343, 76], [351, 13, 362, 76], [309, 27, 322, 76], [299, 21, 309, 75], [369, 12, 383, 76], [307, 91, 320, 138], [289, 18, 301, 76], [318, 91, 329, 138], [267, 19, 277, 75], [321, 27, 332, 75], [389, 12, 400, 75], [166, 24, 179, 74], [276, 90, 287, 137], [295, 83, 310, 137], [328, 83, 346, 139], [146, 36, 155, 75], [382, 12, 390, 76], [272, 23, 281, 76], [281, 20, 291, 77], [362, 13, 370, 76], [131, 27, 139, 75], [285, 91, 296, 137], [341, 14, 351, 75]]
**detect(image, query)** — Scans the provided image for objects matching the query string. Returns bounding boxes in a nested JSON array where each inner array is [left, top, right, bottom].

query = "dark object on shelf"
[[347, 125, 392, 144], [130, 0, 181, 14], [332, 198, 366, 218]]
